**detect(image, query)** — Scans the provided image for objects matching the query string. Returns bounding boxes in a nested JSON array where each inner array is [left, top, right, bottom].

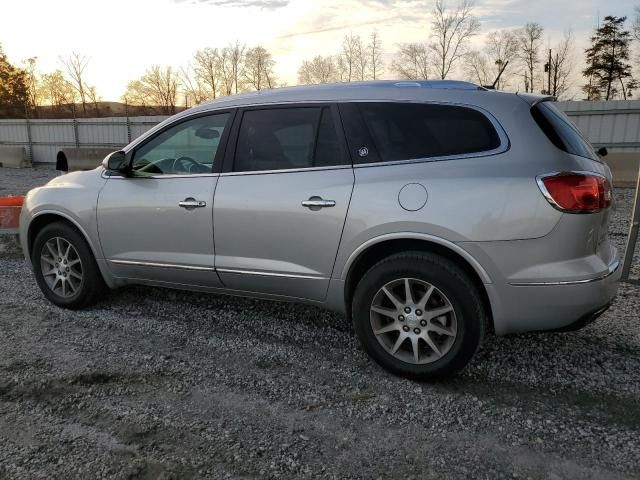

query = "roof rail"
[[388, 80, 485, 90]]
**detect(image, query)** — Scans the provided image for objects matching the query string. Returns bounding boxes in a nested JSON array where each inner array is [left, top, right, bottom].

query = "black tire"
[[32, 222, 105, 309], [352, 251, 485, 380]]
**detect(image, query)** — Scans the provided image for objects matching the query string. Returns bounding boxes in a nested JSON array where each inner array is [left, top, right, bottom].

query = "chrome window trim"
[[510, 259, 620, 286], [109, 259, 215, 271], [535, 170, 609, 214], [219, 164, 352, 177], [216, 268, 325, 280], [352, 149, 506, 169], [102, 171, 220, 180]]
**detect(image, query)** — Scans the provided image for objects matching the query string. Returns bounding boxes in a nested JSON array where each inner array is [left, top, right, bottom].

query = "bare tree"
[[550, 31, 576, 99], [336, 55, 349, 82], [244, 46, 276, 90], [298, 55, 338, 84], [60, 52, 90, 113], [86, 85, 100, 115], [367, 30, 384, 80], [39, 69, 76, 110], [392, 43, 430, 80], [633, 5, 640, 41], [180, 64, 209, 106], [339, 33, 361, 82], [22, 57, 40, 109], [464, 30, 519, 89], [516, 22, 543, 92], [485, 29, 519, 89], [429, 0, 480, 79], [464, 50, 492, 86], [355, 36, 368, 81], [219, 42, 246, 95], [123, 65, 178, 114], [193, 48, 221, 100]]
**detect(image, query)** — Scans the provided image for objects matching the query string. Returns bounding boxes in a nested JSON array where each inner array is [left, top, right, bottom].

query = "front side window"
[[132, 113, 230, 175], [356, 102, 501, 163], [234, 107, 342, 172]]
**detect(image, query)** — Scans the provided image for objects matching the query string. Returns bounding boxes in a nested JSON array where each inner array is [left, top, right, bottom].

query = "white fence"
[[1, 100, 640, 164], [556, 100, 640, 153], [0, 116, 169, 164]]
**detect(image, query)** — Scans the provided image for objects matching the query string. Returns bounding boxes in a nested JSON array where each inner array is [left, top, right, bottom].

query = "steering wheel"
[[172, 156, 200, 174]]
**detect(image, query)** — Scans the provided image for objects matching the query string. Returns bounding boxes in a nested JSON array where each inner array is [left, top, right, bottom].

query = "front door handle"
[[301, 196, 336, 209], [178, 197, 207, 210]]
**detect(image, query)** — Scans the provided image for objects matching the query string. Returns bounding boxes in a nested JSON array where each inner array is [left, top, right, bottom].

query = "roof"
[[188, 80, 494, 115]]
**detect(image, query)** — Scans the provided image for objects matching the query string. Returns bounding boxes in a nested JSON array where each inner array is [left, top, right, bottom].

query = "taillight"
[[537, 172, 612, 213]]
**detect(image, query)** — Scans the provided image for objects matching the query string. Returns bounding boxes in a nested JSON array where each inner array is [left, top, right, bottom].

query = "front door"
[[97, 111, 232, 287], [213, 105, 354, 301]]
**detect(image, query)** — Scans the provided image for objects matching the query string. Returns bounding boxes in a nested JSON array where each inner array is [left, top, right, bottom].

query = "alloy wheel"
[[370, 277, 457, 364], [39, 237, 84, 298]]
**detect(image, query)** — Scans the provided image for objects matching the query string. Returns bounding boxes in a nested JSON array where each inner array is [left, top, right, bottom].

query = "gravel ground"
[[0, 167, 639, 479]]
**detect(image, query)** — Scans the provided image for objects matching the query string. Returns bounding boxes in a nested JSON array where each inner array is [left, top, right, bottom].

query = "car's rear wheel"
[[32, 222, 104, 309], [352, 252, 485, 380]]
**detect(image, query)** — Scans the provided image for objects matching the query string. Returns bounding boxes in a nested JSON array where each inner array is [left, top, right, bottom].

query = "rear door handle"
[[178, 197, 207, 209], [301, 196, 336, 209]]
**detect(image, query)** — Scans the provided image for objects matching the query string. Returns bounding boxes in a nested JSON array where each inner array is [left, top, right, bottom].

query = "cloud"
[[274, 0, 428, 40], [275, 14, 418, 39], [172, 0, 289, 9]]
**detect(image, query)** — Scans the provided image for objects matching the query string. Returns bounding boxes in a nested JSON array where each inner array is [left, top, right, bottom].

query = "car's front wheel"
[[352, 252, 485, 380], [32, 222, 105, 309]]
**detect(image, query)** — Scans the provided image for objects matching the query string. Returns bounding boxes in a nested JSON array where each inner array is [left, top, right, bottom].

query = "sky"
[[0, 0, 637, 101]]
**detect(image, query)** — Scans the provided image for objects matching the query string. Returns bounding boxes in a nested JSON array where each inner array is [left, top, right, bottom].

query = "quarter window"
[[531, 102, 598, 161], [132, 113, 229, 175], [356, 102, 501, 163], [234, 107, 343, 172]]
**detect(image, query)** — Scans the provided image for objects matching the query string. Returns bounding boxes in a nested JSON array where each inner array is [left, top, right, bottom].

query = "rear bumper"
[[486, 259, 621, 335]]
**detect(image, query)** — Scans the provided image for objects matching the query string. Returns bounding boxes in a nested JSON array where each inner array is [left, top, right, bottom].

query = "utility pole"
[[547, 49, 552, 95]]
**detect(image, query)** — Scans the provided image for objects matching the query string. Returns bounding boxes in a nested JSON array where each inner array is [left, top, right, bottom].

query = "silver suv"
[[20, 80, 620, 379]]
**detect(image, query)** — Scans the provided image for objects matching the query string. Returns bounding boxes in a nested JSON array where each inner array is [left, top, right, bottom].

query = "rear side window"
[[234, 107, 343, 172], [531, 102, 598, 161], [356, 102, 501, 163]]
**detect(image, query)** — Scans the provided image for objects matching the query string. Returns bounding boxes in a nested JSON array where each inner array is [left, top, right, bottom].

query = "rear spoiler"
[[516, 92, 556, 107]]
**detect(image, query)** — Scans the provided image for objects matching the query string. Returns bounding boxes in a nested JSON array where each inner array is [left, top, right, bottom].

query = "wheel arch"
[[27, 212, 98, 262], [342, 235, 494, 333]]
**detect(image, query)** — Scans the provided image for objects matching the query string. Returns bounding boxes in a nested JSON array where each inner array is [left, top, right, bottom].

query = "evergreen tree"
[[583, 16, 636, 100]]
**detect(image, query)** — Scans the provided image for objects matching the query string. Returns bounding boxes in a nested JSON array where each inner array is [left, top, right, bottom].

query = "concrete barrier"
[[605, 153, 640, 188], [56, 147, 115, 172], [0, 146, 30, 168]]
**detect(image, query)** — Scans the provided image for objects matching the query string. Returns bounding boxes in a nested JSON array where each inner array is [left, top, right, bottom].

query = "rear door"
[[213, 104, 354, 301]]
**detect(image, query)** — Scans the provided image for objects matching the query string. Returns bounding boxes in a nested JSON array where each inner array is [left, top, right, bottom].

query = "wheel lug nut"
[[402, 326, 410, 332], [416, 309, 422, 316], [398, 315, 405, 321], [404, 307, 411, 314], [414, 328, 421, 334], [420, 320, 427, 327]]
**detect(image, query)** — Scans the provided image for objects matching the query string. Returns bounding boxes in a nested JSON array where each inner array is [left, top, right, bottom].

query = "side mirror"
[[102, 150, 128, 173], [597, 146, 608, 157]]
